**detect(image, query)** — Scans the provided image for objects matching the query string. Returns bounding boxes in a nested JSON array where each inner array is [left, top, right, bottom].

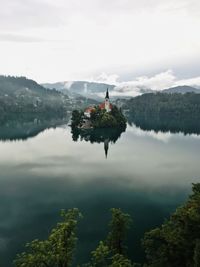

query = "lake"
[[0, 121, 200, 266]]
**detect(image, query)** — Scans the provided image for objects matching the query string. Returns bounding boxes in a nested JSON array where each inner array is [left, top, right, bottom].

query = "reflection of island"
[[71, 127, 126, 158]]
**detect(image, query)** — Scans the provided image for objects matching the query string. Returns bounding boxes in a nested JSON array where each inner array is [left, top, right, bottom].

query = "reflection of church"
[[71, 127, 126, 159], [104, 138, 109, 158]]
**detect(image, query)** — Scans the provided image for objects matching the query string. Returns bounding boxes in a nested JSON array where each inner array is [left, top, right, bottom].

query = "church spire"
[[105, 88, 109, 99]]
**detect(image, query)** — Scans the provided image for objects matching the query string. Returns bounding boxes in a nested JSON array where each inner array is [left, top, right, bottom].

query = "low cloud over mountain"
[[92, 70, 200, 97]]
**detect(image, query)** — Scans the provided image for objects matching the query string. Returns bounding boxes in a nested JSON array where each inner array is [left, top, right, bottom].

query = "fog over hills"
[[43, 80, 200, 100], [0, 76, 70, 117], [162, 85, 200, 94], [43, 81, 115, 100]]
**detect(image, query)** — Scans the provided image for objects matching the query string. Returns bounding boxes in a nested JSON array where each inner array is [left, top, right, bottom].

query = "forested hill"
[[0, 75, 70, 118], [124, 92, 200, 116], [123, 93, 200, 134]]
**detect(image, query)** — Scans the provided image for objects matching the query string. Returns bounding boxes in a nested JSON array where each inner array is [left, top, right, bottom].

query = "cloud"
[[92, 70, 200, 97], [115, 70, 175, 92], [64, 81, 74, 90], [0, 0, 200, 82], [91, 72, 119, 85], [0, 33, 45, 43], [0, 0, 64, 31], [175, 76, 200, 88]]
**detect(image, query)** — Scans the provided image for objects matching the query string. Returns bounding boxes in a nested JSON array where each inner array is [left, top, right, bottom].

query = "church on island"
[[71, 87, 126, 130], [71, 89, 127, 158], [84, 88, 112, 118]]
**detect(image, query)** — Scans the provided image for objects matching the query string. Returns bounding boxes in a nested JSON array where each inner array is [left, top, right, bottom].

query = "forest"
[[0, 75, 70, 119], [124, 93, 200, 134]]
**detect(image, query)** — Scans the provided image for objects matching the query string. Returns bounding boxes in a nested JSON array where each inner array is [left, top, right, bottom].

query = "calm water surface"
[[0, 123, 200, 266]]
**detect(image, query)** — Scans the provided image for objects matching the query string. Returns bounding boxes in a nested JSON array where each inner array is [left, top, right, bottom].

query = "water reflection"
[[0, 116, 69, 141], [0, 118, 199, 266], [127, 114, 200, 135], [71, 127, 126, 158]]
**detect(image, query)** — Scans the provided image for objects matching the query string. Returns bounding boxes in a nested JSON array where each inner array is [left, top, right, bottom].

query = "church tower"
[[105, 88, 111, 112]]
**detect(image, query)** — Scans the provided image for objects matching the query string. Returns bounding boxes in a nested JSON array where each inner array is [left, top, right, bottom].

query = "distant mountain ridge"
[[43, 81, 200, 99], [42, 81, 115, 100], [0, 75, 70, 117], [162, 85, 200, 94]]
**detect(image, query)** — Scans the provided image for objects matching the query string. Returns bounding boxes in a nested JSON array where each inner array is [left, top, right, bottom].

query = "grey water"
[[0, 122, 200, 266]]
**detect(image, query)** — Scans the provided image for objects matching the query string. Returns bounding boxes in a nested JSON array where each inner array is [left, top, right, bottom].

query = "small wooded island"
[[71, 89, 126, 129]]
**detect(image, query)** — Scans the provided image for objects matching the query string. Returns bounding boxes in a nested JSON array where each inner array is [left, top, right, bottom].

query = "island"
[[71, 89, 126, 129]]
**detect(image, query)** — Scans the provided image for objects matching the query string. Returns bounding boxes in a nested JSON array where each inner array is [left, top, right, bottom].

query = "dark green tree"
[[14, 208, 82, 267], [110, 254, 133, 267], [107, 208, 132, 255], [84, 208, 133, 267], [90, 241, 111, 267], [71, 110, 84, 128], [194, 239, 200, 267], [143, 183, 200, 267]]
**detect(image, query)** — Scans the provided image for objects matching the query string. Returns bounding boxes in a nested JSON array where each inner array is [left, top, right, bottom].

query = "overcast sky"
[[0, 0, 200, 86]]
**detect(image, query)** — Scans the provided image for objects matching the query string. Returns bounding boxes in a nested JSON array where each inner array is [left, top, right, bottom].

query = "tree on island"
[[71, 89, 126, 129], [71, 110, 84, 128], [71, 105, 126, 129]]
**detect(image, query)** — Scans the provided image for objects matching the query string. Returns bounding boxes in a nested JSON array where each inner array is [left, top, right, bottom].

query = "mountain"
[[42, 81, 115, 100], [0, 75, 70, 118], [162, 85, 200, 94]]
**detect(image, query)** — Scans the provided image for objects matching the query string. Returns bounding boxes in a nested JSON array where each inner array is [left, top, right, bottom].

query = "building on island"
[[84, 88, 112, 118]]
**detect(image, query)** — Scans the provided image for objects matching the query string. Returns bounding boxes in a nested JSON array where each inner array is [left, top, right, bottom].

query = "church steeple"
[[104, 88, 110, 112]]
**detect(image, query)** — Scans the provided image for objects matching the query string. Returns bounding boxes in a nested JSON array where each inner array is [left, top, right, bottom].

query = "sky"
[[0, 0, 200, 89]]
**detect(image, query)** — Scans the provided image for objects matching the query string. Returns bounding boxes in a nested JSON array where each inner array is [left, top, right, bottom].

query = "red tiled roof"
[[85, 103, 112, 114], [85, 107, 95, 113]]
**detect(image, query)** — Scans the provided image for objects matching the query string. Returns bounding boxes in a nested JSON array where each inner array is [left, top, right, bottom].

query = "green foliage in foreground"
[[14, 184, 200, 267], [14, 208, 134, 267], [14, 209, 82, 267], [143, 183, 200, 267], [85, 208, 133, 267]]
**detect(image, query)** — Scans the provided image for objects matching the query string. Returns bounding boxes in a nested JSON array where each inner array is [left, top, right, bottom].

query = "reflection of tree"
[[71, 126, 126, 158], [127, 114, 200, 135], [0, 115, 69, 141]]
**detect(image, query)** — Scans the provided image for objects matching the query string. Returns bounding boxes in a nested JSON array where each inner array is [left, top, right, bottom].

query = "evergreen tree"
[[194, 239, 200, 267], [107, 208, 132, 255], [143, 183, 200, 267], [71, 110, 84, 128], [14, 208, 82, 267]]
